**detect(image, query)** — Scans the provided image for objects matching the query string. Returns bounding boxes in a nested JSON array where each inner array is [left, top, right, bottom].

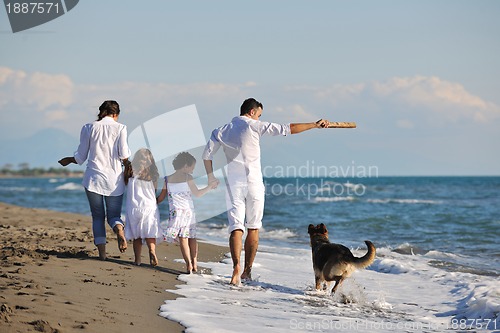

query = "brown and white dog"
[[308, 223, 376, 294]]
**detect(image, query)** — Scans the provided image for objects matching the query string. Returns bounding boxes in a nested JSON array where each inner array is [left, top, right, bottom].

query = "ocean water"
[[1, 176, 499, 332]]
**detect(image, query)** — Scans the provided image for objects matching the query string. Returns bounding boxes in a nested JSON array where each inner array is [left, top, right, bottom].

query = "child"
[[124, 148, 164, 266], [160, 152, 215, 273]]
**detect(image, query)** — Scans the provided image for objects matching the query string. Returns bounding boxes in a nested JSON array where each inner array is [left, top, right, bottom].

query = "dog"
[[308, 223, 376, 294]]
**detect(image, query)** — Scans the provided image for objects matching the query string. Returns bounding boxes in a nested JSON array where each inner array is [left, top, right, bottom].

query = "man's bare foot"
[[149, 252, 158, 267], [230, 264, 241, 285], [114, 224, 127, 253], [241, 268, 252, 282]]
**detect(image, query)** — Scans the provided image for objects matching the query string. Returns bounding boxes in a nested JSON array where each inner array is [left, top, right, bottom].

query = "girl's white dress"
[[163, 180, 196, 242], [125, 177, 162, 241]]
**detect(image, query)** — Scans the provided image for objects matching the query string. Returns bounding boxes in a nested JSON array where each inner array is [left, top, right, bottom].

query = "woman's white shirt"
[[74, 116, 131, 196]]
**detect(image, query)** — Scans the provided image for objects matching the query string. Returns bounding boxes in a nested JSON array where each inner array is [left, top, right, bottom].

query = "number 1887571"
[[6, 2, 60, 14]]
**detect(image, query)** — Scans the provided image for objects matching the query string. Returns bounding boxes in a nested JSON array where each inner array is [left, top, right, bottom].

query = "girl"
[[161, 152, 215, 273], [124, 148, 164, 266]]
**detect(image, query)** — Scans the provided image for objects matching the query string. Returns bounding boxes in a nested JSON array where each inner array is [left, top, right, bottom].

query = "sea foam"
[[159, 245, 499, 332], [55, 182, 82, 191]]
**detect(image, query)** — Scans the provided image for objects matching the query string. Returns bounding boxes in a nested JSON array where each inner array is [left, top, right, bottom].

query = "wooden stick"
[[327, 122, 357, 128]]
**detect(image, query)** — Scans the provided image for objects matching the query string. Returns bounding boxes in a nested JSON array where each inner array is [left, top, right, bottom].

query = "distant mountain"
[[0, 128, 82, 169]]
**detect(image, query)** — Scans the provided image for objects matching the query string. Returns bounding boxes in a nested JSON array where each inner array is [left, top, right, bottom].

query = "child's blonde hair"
[[124, 148, 159, 185]]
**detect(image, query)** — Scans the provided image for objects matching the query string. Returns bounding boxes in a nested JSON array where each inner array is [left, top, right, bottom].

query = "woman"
[[59, 100, 131, 260]]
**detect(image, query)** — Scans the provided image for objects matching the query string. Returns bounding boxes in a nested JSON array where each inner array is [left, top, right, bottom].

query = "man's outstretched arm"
[[290, 119, 329, 134]]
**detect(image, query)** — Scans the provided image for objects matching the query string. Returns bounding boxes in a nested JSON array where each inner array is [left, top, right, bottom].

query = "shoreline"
[[0, 173, 84, 179], [0, 202, 229, 332]]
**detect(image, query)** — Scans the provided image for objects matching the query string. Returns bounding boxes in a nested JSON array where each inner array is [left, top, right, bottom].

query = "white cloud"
[[370, 75, 492, 111], [28, 72, 74, 110], [0, 67, 257, 138], [314, 83, 365, 101], [45, 109, 70, 122], [76, 81, 251, 116], [0, 67, 76, 139], [1, 67, 498, 142], [0, 67, 73, 111], [0, 67, 498, 175], [272, 104, 319, 123], [306, 75, 499, 123], [285, 83, 365, 107]]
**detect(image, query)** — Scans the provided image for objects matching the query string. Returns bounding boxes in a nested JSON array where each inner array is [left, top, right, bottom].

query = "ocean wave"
[[48, 178, 62, 183], [370, 258, 412, 274], [319, 182, 366, 193], [260, 228, 298, 240], [313, 196, 356, 202], [367, 198, 442, 205], [163, 243, 500, 333], [55, 182, 82, 191], [426, 250, 499, 277], [392, 242, 429, 255], [343, 182, 365, 190], [0, 186, 40, 192], [323, 181, 365, 187], [197, 223, 228, 243], [425, 250, 462, 260], [450, 283, 500, 329], [198, 225, 300, 244]]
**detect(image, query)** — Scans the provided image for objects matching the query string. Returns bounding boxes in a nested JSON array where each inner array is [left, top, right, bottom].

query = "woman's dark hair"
[[97, 100, 120, 121], [240, 98, 263, 116], [172, 152, 196, 171]]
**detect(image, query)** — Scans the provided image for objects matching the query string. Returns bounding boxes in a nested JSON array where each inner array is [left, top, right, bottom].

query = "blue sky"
[[1, 1, 499, 175]]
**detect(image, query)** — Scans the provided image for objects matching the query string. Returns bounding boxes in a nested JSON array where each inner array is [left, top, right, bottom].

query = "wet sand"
[[0, 202, 228, 332]]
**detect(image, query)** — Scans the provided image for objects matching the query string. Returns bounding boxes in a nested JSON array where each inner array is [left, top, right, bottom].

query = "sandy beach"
[[0, 202, 228, 333]]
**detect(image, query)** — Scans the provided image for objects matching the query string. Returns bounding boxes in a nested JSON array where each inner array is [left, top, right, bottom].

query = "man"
[[202, 98, 329, 285]]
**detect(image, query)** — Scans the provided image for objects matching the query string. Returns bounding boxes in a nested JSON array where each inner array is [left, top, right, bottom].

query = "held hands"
[[208, 176, 219, 190]]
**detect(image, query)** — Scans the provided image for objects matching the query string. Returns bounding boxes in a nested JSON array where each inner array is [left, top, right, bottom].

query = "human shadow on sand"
[[39, 247, 185, 276]]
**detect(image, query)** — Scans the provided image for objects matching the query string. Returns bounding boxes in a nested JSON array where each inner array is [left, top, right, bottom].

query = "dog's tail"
[[353, 241, 376, 269]]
